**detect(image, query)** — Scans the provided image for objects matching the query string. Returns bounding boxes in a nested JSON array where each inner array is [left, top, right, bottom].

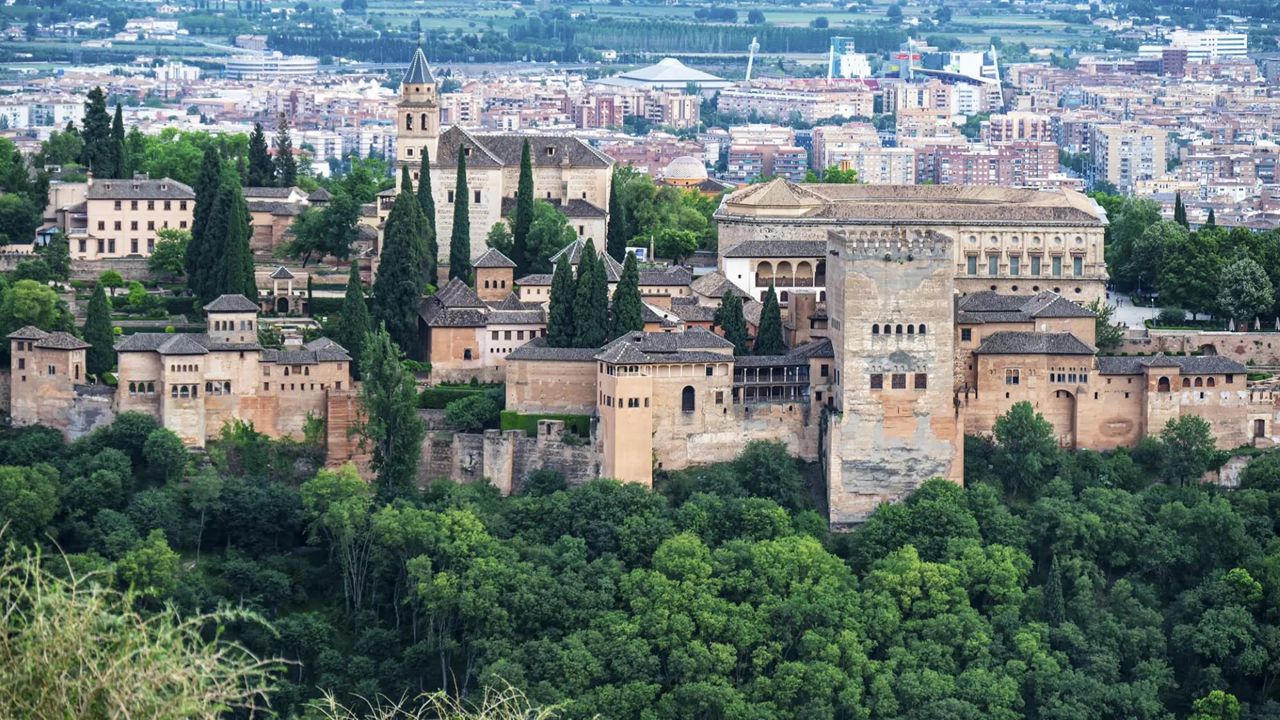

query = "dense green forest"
[[2, 400, 1279, 718]]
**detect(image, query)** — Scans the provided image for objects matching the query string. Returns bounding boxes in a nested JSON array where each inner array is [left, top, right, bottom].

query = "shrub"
[[499, 411, 591, 437], [1156, 307, 1187, 326], [444, 394, 500, 433]]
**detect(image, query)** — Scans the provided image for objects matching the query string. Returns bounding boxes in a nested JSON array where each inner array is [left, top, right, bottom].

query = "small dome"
[[663, 156, 708, 182]]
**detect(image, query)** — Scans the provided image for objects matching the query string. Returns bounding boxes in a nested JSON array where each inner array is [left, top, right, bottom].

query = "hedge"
[[308, 297, 344, 316], [419, 384, 501, 409], [499, 411, 591, 438]]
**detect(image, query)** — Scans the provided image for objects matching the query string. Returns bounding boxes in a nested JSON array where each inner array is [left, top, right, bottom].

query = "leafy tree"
[[149, 228, 189, 278], [654, 227, 699, 264], [610, 252, 645, 339], [335, 260, 371, 380], [36, 232, 70, 281], [116, 529, 181, 600], [1128, 219, 1186, 293], [1217, 253, 1273, 325], [572, 241, 609, 348], [1159, 414, 1216, 486], [753, 285, 785, 355], [606, 170, 628, 261], [83, 284, 114, 378], [485, 222, 513, 257], [99, 270, 125, 298], [747, 8, 766, 23], [714, 291, 750, 355], [1086, 298, 1124, 351], [449, 150, 472, 283], [444, 394, 500, 432], [301, 464, 375, 613], [34, 128, 85, 169], [273, 115, 298, 187], [810, 15, 829, 28], [143, 428, 188, 484], [247, 121, 275, 187], [0, 463, 58, 543], [992, 401, 1058, 498], [1043, 555, 1065, 626], [286, 193, 361, 266], [736, 440, 806, 509], [546, 253, 575, 348], [510, 139, 534, 275], [1190, 691, 1240, 720], [355, 325, 426, 499], [371, 187, 427, 357], [0, 194, 40, 247], [524, 200, 576, 274], [0, 279, 70, 341], [1160, 229, 1222, 316]]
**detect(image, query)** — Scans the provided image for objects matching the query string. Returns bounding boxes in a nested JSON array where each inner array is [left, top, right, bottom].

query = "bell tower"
[[397, 46, 439, 191]]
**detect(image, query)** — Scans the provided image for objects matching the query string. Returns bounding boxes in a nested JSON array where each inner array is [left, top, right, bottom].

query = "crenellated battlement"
[[830, 228, 954, 262]]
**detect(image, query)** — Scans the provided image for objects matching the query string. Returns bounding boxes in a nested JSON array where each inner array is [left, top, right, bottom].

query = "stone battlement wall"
[[416, 420, 599, 493], [1119, 330, 1280, 367]]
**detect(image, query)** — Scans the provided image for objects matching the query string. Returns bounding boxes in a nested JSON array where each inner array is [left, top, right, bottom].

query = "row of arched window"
[[206, 381, 233, 395], [211, 320, 253, 331], [128, 381, 156, 396], [1156, 376, 1221, 392], [871, 323, 927, 336], [170, 384, 199, 398], [170, 363, 199, 372]]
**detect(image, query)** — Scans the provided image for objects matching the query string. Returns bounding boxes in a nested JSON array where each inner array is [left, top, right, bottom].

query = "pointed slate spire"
[[403, 46, 436, 85]]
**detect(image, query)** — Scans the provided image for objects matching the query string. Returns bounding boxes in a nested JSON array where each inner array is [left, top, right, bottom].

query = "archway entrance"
[[276, 297, 290, 314], [1199, 344, 1217, 356]]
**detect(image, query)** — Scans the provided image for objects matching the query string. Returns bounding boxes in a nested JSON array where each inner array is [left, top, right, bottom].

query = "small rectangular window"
[[705, 366, 713, 376], [1052, 256, 1063, 276], [961, 328, 972, 341], [914, 373, 927, 390], [473, 190, 481, 203], [1073, 256, 1084, 277], [1009, 256, 1020, 276], [966, 255, 978, 274], [870, 373, 883, 390], [988, 255, 999, 275], [1031, 255, 1042, 276], [1005, 369, 1020, 385], [891, 373, 906, 389], [447, 190, 455, 203]]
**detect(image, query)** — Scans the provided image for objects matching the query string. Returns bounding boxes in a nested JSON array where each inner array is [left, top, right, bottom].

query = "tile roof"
[[956, 291, 1096, 324], [247, 200, 303, 216], [500, 197, 608, 219], [515, 273, 552, 286], [308, 188, 333, 202], [154, 334, 209, 355], [723, 240, 827, 258], [473, 247, 516, 269], [403, 46, 436, 85], [242, 186, 301, 199], [7, 326, 48, 340], [1096, 354, 1248, 375], [594, 327, 734, 363], [204, 295, 261, 313], [733, 337, 834, 366], [269, 266, 296, 279], [974, 331, 1096, 356], [434, 278, 486, 308], [639, 266, 693, 286], [86, 177, 194, 200], [34, 331, 90, 350], [667, 298, 716, 322], [262, 347, 352, 364], [418, 279, 489, 327], [691, 271, 751, 299], [115, 332, 263, 354], [507, 337, 600, 361]]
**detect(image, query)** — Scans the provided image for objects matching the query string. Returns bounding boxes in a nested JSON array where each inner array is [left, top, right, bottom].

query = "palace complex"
[[11, 48, 1278, 528]]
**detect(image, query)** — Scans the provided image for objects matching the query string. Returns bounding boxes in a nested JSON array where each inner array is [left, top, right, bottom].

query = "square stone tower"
[[397, 46, 440, 189], [825, 226, 963, 528], [204, 294, 261, 345]]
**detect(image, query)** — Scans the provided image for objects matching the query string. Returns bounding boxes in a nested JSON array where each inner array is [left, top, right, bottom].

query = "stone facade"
[[416, 420, 600, 493], [67, 175, 194, 260], [8, 327, 114, 438]]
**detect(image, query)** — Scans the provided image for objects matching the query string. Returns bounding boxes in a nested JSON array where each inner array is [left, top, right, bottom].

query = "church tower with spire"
[[396, 46, 439, 191]]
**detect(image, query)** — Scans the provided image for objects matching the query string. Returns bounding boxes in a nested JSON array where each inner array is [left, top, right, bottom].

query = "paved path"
[[1107, 291, 1159, 329]]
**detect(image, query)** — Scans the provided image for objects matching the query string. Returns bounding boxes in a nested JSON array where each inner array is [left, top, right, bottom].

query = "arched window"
[[179, 385, 189, 398], [1182, 377, 1191, 388], [1207, 377, 1216, 387], [1194, 377, 1204, 387], [420, 112, 428, 129], [681, 385, 695, 413], [171, 385, 178, 397], [128, 382, 136, 395], [895, 324, 903, 335], [872, 324, 879, 335], [405, 113, 413, 130], [918, 324, 926, 335], [224, 381, 232, 394], [205, 381, 213, 394], [907, 325, 915, 335], [1158, 377, 1171, 393]]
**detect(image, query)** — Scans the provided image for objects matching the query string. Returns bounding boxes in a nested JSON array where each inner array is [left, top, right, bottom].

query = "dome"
[[663, 156, 708, 182]]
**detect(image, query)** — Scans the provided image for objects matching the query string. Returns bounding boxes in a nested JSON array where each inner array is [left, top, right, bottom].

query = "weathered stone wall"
[[415, 420, 600, 492], [65, 385, 115, 438], [505, 358, 597, 415], [1120, 330, 1280, 366], [70, 257, 153, 282]]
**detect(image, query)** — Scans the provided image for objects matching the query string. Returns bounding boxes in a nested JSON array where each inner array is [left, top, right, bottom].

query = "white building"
[[223, 53, 319, 80], [1168, 30, 1248, 61]]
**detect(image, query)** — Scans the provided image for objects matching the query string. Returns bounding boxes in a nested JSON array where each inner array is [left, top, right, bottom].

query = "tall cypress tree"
[[108, 104, 127, 178], [610, 251, 644, 339], [356, 323, 426, 500], [572, 242, 609, 348], [400, 164, 413, 195], [448, 150, 472, 283], [546, 253, 576, 348], [187, 148, 223, 299], [372, 188, 427, 357], [83, 283, 115, 378], [247, 122, 274, 187], [714, 291, 750, 355], [606, 172, 628, 261], [1044, 556, 1065, 627], [336, 259, 372, 379], [399, 165, 436, 289], [511, 139, 534, 275], [273, 115, 297, 187], [217, 181, 257, 300], [1174, 193, 1188, 228], [199, 186, 231, 303], [79, 87, 111, 174], [1205, 207, 1216, 228], [754, 284, 785, 355], [417, 155, 438, 286]]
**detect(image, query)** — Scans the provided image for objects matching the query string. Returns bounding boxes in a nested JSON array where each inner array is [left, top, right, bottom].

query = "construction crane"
[[745, 36, 760, 81]]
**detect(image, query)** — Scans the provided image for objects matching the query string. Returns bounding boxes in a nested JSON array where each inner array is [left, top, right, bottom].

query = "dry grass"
[[307, 683, 569, 720]]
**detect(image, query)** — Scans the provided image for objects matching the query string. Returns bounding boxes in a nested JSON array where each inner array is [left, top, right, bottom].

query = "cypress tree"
[[206, 182, 256, 302], [572, 241, 609, 348], [417, 155, 438, 286], [1174, 193, 1188, 228], [610, 251, 644, 339], [511, 139, 534, 275], [400, 164, 413, 194], [199, 186, 231, 303], [273, 115, 297, 187], [606, 172, 628, 261], [448, 149, 472, 283], [356, 323, 426, 500], [247, 122, 274, 187], [1044, 556, 1065, 627], [83, 283, 115, 378], [714, 291, 750, 355], [372, 189, 427, 357], [79, 87, 111, 174], [336, 259, 372, 379], [754, 284, 785, 355], [108, 104, 127, 178], [187, 148, 223, 298], [1205, 207, 1216, 228], [546, 253, 576, 348]]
